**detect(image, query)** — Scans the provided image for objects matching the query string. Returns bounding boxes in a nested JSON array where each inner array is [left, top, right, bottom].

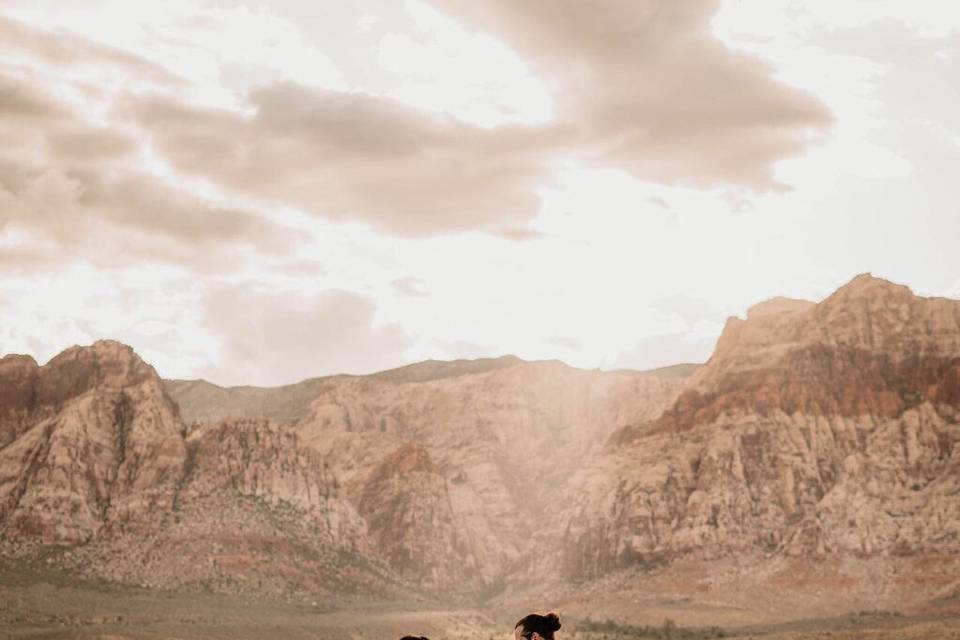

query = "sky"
[[1, 0, 959, 386]]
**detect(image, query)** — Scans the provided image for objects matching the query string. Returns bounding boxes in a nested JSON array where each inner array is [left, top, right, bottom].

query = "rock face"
[[63, 417, 375, 596], [162, 356, 526, 426], [0, 341, 688, 599], [556, 274, 960, 613], [358, 444, 467, 590], [271, 358, 689, 596], [0, 341, 184, 546], [2, 273, 959, 616]]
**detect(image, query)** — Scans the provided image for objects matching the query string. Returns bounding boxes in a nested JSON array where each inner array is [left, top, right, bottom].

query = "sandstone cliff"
[[268, 357, 689, 596], [0, 341, 184, 547], [0, 340, 688, 600], [553, 274, 960, 616], [2, 273, 958, 617]]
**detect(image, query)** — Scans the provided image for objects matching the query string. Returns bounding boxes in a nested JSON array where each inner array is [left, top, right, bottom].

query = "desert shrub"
[[576, 616, 726, 639]]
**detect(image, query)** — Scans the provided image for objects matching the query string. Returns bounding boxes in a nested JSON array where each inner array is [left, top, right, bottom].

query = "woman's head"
[[514, 612, 561, 640]]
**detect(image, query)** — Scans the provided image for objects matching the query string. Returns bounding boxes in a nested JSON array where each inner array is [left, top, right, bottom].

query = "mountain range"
[[1, 274, 958, 624]]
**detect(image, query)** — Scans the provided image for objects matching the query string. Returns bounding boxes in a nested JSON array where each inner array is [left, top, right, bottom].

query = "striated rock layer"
[[555, 274, 960, 615], [0, 342, 184, 546], [0, 340, 687, 599], [1, 273, 959, 618]]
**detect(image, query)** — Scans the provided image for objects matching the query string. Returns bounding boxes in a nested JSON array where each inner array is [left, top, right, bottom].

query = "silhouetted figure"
[[399, 636, 429, 640], [515, 612, 561, 640]]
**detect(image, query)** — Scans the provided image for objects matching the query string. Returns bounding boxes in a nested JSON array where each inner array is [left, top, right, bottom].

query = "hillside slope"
[[0, 342, 689, 600], [547, 274, 960, 621]]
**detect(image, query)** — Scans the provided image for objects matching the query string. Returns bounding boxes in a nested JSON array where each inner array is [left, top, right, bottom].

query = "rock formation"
[[1, 273, 958, 617], [0, 341, 184, 547], [0, 339, 688, 600], [554, 274, 960, 615]]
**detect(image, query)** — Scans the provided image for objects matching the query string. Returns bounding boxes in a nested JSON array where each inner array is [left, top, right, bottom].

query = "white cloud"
[[375, 0, 554, 127], [0, 264, 214, 377], [800, 0, 960, 39], [6, 0, 345, 110], [2, 0, 959, 384], [200, 285, 413, 385], [715, 1, 914, 187]]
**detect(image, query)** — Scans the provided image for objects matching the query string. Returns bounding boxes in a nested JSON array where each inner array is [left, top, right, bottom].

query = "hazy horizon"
[[6, 270, 953, 387], [6, 336, 707, 385], [2, 1, 960, 386]]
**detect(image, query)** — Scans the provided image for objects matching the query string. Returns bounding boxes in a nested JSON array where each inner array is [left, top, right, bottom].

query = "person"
[[399, 636, 429, 640], [514, 612, 561, 640]]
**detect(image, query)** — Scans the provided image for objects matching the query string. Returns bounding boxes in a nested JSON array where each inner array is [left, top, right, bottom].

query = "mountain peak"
[[36, 339, 160, 403], [687, 272, 960, 403], [0, 353, 39, 370], [830, 272, 914, 299]]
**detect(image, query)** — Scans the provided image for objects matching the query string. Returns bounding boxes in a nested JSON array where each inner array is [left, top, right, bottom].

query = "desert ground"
[[3, 558, 960, 640]]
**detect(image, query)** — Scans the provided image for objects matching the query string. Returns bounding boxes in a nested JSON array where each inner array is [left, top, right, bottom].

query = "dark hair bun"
[[515, 612, 562, 637], [545, 613, 561, 632]]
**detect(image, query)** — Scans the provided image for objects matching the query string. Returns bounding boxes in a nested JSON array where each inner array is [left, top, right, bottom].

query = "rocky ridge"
[[1, 273, 959, 617], [0, 341, 184, 546], [554, 274, 960, 614], [0, 340, 688, 599]]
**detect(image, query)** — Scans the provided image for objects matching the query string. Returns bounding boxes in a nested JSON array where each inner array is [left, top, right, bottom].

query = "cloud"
[[200, 285, 414, 386], [374, 0, 554, 128], [128, 83, 561, 236], [424, 0, 831, 188], [654, 294, 727, 324], [0, 64, 298, 272], [2, 1, 830, 248], [0, 16, 181, 86], [610, 331, 717, 371], [115, 1, 830, 237], [0, 73, 65, 120], [547, 336, 582, 350], [392, 277, 429, 297], [0, 242, 58, 274], [0, 265, 218, 378]]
